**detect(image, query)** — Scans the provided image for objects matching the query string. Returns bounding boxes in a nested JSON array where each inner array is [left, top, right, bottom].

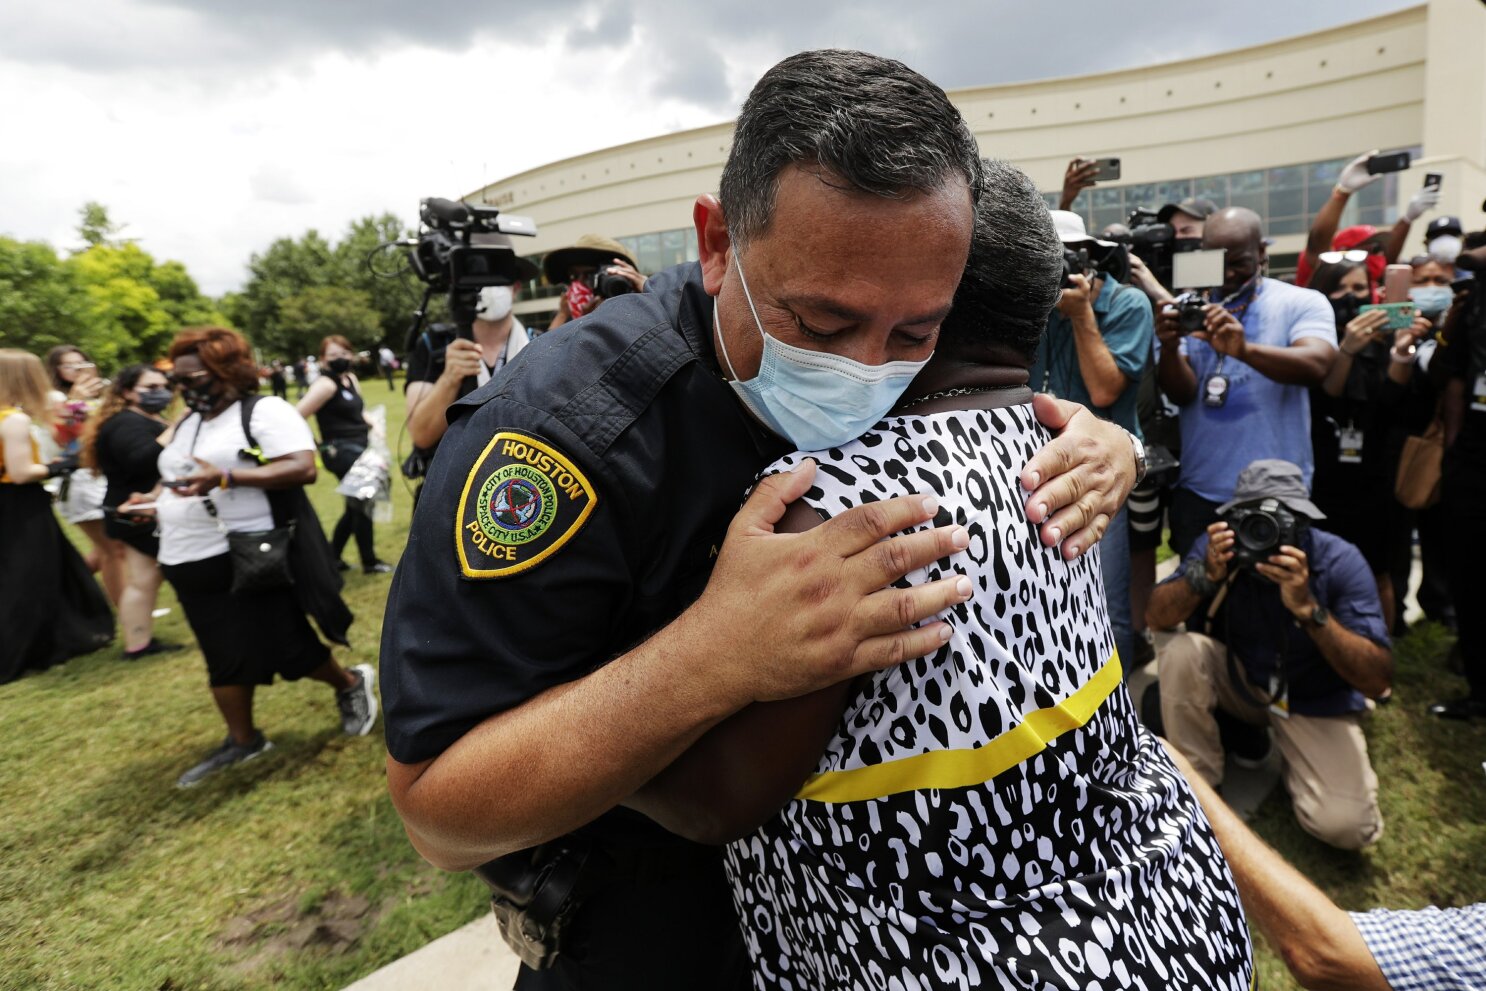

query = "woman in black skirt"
[[80, 364, 182, 660], [118, 327, 376, 787], [0, 349, 113, 683], [296, 335, 389, 574]]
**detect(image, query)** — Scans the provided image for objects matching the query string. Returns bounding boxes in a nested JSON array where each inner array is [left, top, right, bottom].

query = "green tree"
[[334, 213, 420, 344], [0, 237, 82, 354], [77, 201, 124, 248], [274, 286, 381, 359], [235, 231, 337, 355], [65, 243, 224, 368]]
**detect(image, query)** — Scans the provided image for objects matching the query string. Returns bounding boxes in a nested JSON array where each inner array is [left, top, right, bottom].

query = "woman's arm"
[[1, 413, 51, 484], [295, 377, 336, 419], [176, 450, 316, 497], [625, 500, 860, 844]]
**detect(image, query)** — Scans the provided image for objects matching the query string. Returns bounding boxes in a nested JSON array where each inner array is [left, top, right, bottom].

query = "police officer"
[[382, 50, 1142, 989]]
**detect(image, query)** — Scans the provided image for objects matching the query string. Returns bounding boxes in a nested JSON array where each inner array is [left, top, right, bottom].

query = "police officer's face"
[[697, 165, 973, 381]]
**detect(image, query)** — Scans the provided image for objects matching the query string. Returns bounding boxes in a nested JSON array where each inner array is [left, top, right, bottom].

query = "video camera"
[[406, 197, 537, 294], [1127, 208, 1203, 291], [1220, 498, 1309, 571]]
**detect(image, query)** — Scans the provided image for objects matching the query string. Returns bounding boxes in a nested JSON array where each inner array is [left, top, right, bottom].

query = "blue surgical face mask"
[[714, 250, 932, 451], [1409, 284, 1454, 318]]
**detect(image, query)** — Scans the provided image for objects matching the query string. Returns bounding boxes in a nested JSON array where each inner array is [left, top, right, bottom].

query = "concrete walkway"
[[343, 913, 518, 991]]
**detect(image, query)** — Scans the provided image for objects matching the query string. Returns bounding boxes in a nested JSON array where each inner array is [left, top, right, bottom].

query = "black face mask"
[[327, 357, 352, 375], [182, 379, 218, 414], [136, 388, 172, 414], [1330, 293, 1362, 326]]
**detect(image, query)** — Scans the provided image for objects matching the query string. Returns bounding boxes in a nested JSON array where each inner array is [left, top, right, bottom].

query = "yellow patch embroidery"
[[455, 431, 598, 580]]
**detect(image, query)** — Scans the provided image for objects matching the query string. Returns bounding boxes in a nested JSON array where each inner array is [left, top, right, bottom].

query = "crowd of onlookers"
[[1, 329, 381, 786]]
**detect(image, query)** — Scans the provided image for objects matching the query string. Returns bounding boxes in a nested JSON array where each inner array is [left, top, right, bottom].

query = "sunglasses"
[[166, 371, 211, 388], [1318, 249, 1372, 265]]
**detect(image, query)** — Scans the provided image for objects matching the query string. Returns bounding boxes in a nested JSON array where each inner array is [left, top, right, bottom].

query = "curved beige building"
[[467, 0, 1486, 329]]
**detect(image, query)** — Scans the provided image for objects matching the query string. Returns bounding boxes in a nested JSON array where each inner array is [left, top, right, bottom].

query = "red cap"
[[1332, 225, 1379, 251]]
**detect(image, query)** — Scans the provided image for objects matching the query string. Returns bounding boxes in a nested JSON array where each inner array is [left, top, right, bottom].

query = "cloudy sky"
[[1, 0, 1411, 296]]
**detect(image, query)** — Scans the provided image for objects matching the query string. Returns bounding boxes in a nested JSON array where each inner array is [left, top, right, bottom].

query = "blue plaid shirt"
[[1351, 904, 1486, 990]]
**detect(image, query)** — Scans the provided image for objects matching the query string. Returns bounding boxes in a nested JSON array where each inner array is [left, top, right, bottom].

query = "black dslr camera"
[[580, 267, 635, 300], [1220, 498, 1309, 570], [1174, 291, 1209, 333], [1061, 246, 1091, 289], [1127, 208, 1204, 291]]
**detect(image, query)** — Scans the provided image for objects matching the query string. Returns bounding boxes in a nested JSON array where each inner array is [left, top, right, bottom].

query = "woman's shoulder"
[[0, 407, 33, 433]]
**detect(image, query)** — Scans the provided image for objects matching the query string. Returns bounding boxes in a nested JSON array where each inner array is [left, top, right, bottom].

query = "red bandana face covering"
[[566, 278, 594, 318]]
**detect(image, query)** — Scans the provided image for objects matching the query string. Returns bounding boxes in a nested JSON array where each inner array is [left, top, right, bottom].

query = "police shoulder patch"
[[455, 431, 598, 580]]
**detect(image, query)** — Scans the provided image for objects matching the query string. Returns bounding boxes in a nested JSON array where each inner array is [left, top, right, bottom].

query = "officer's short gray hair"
[[939, 159, 1062, 364], [719, 50, 983, 246]]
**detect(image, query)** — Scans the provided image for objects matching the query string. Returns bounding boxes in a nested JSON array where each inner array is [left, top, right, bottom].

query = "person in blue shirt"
[[1148, 459, 1393, 851], [1031, 210, 1153, 671], [1156, 207, 1337, 557]]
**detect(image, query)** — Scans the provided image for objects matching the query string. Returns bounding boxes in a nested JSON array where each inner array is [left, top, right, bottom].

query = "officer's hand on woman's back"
[[686, 460, 973, 706]]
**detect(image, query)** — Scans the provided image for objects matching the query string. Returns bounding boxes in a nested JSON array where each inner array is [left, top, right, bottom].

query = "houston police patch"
[[456, 431, 597, 580]]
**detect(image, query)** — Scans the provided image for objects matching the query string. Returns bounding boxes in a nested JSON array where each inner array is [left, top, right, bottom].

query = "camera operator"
[[1148, 459, 1391, 850], [1032, 211, 1153, 668], [1428, 236, 1486, 720], [542, 235, 647, 331], [1125, 199, 1217, 306], [1157, 207, 1337, 557], [1294, 150, 1439, 290], [404, 243, 539, 451]]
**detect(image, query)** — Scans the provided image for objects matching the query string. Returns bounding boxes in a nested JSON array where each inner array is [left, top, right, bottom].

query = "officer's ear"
[[695, 194, 731, 296]]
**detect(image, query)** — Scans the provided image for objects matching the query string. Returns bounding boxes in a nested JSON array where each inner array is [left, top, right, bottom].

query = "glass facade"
[[1047, 150, 1420, 237]]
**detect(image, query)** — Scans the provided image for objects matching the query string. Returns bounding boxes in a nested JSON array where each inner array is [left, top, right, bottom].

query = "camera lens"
[[1238, 513, 1278, 548]]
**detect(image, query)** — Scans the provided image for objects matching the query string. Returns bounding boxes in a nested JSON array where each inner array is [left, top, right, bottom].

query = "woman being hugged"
[[45, 344, 128, 604], [120, 327, 376, 787], [296, 336, 389, 574], [80, 364, 182, 660], [0, 349, 113, 683]]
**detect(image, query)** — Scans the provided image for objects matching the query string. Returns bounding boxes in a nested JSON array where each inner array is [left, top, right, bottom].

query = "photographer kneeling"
[[1148, 459, 1391, 851]]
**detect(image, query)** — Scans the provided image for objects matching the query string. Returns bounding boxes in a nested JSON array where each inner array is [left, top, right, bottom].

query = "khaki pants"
[[1160, 632, 1383, 851]]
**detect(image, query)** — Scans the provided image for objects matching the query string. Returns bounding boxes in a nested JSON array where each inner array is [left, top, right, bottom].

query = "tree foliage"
[[273, 286, 382, 359], [0, 205, 223, 368], [234, 213, 421, 358]]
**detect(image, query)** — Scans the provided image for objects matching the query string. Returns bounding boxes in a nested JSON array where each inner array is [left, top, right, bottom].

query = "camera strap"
[[1218, 578, 1289, 714]]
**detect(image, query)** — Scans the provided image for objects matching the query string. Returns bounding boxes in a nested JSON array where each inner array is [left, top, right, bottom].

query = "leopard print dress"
[[724, 404, 1253, 991]]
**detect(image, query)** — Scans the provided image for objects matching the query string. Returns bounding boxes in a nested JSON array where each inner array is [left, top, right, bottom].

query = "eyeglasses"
[[1318, 250, 1371, 265], [166, 371, 211, 388], [59, 361, 96, 372]]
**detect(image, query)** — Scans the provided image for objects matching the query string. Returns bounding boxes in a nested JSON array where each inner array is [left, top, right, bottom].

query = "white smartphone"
[[1172, 249, 1226, 290]]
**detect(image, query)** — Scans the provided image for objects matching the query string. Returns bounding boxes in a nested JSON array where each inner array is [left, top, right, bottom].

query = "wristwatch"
[[1127, 429, 1148, 486], [1303, 604, 1330, 628]]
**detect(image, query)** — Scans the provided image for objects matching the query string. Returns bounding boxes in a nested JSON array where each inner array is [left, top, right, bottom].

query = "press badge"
[[1268, 676, 1291, 720], [1204, 374, 1229, 408], [1472, 373, 1486, 413], [1338, 425, 1364, 464]]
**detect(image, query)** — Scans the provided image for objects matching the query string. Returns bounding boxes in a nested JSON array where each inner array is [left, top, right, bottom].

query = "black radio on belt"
[[475, 841, 595, 970]]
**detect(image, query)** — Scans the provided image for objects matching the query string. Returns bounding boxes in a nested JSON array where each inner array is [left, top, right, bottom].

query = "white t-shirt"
[[155, 397, 315, 566]]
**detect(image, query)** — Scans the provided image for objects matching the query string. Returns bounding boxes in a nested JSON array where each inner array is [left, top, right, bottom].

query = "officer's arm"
[[624, 501, 854, 845], [386, 464, 973, 871]]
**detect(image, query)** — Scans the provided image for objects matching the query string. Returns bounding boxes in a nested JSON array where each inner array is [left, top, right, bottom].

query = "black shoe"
[[176, 733, 274, 788], [362, 561, 392, 575], [337, 664, 379, 736], [335, 560, 351, 573], [1428, 697, 1486, 721], [122, 639, 184, 660], [1217, 709, 1272, 769]]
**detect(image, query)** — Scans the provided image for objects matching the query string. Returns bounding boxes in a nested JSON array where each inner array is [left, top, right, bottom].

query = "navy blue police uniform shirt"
[[381, 262, 790, 833], [1164, 528, 1390, 716]]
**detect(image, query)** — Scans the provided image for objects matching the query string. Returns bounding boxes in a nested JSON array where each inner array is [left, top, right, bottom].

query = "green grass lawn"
[[2, 384, 1484, 990]]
